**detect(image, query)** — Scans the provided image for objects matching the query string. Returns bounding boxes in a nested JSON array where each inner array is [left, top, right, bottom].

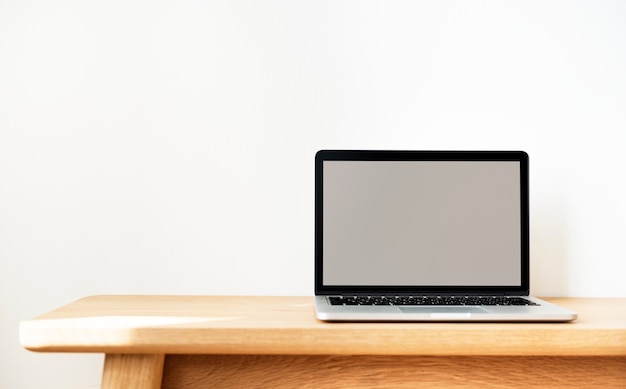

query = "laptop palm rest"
[[399, 306, 488, 314]]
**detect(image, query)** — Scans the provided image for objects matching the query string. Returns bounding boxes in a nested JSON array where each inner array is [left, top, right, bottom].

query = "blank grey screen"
[[323, 161, 521, 286]]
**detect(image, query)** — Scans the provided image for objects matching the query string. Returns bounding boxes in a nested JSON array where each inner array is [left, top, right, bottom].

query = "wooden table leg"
[[102, 353, 165, 389]]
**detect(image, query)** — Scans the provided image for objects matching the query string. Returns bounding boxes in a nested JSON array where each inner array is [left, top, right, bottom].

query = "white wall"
[[1, 0, 625, 387]]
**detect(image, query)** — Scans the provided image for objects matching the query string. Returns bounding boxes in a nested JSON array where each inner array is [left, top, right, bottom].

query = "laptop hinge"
[[329, 292, 523, 297]]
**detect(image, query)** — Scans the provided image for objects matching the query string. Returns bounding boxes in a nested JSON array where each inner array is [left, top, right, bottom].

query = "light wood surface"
[[20, 295, 626, 356], [102, 354, 164, 389], [161, 355, 626, 388], [20, 296, 626, 388]]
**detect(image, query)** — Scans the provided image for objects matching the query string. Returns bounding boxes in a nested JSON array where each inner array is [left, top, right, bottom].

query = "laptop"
[[314, 150, 577, 322]]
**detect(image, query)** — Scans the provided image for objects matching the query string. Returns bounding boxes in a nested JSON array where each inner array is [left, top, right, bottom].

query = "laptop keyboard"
[[328, 296, 538, 306]]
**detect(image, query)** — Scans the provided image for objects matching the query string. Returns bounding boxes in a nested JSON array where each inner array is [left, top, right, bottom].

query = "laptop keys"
[[329, 296, 538, 306]]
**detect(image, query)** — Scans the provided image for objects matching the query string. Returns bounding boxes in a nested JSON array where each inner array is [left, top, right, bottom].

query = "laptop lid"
[[315, 150, 530, 297]]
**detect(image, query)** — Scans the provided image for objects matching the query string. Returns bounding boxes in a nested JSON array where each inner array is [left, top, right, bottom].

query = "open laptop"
[[314, 150, 577, 322]]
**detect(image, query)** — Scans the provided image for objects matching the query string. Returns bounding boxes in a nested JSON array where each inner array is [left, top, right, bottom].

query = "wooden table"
[[20, 296, 626, 388]]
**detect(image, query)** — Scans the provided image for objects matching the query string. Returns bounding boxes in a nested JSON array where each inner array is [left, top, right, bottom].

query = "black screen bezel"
[[314, 150, 530, 296]]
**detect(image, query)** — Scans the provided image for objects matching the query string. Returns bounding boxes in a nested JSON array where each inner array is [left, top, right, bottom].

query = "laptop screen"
[[315, 151, 529, 295]]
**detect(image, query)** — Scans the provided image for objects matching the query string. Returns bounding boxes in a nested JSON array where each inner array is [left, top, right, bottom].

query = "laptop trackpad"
[[399, 306, 487, 315]]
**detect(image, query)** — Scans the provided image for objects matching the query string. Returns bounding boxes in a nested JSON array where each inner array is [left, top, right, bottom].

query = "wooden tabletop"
[[20, 295, 626, 356]]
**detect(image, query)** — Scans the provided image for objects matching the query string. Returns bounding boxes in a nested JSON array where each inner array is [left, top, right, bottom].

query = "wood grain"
[[19, 296, 626, 356], [20, 296, 626, 388], [101, 353, 164, 389], [161, 354, 626, 388]]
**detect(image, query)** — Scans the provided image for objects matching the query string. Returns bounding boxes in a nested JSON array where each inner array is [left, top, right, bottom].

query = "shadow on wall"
[[530, 197, 571, 297]]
